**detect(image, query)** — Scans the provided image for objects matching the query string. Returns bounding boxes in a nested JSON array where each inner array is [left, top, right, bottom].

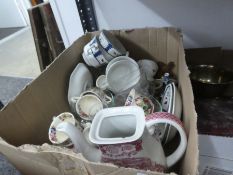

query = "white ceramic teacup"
[[138, 59, 158, 81], [71, 95, 103, 121], [81, 87, 112, 104], [106, 56, 138, 74], [48, 112, 81, 147], [71, 87, 113, 120], [101, 56, 141, 94]]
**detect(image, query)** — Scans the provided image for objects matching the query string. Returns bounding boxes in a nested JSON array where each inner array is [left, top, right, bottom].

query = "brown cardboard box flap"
[[0, 27, 198, 175], [0, 138, 174, 175]]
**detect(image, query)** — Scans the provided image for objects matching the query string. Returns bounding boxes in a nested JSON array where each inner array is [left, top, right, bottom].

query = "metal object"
[[75, 0, 98, 32], [189, 65, 233, 97]]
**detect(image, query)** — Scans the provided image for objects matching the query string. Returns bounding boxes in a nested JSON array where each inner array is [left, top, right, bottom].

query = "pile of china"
[[48, 30, 187, 172]]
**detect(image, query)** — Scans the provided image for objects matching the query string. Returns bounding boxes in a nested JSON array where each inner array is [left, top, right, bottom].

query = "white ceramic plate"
[[159, 83, 182, 144], [89, 106, 145, 145], [68, 63, 93, 111], [163, 83, 182, 143]]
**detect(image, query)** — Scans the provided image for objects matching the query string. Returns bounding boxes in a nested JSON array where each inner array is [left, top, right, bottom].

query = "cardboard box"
[[199, 134, 233, 174], [0, 28, 198, 175]]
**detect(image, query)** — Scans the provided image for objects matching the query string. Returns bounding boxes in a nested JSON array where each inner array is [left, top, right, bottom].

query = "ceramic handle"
[[70, 96, 81, 104], [70, 97, 81, 113], [145, 112, 187, 168], [125, 89, 136, 106], [104, 95, 112, 104], [96, 75, 109, 90]]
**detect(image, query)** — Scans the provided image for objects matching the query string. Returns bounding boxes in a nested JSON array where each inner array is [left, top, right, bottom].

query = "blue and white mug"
[[99, 30, 127, 57], [83, 36, 114, 67]]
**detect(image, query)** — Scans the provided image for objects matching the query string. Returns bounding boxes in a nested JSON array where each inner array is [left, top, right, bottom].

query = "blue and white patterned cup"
[[99, 30, 127, 57], [83, 36, 114, 67]]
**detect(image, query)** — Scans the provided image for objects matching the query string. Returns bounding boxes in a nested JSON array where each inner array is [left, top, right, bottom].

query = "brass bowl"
[[189, 65, 233, 97]]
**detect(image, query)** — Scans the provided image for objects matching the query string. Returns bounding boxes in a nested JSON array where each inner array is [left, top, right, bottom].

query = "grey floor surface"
[[0, 75, 30, 175], [0, 27, 39, 175], [0, 27, 23, 40], [0, 75, 32, 105], [0, 155, 21, 175]]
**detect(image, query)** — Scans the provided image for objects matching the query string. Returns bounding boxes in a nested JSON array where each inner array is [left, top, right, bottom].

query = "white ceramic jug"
[[56, 107, 187, 172]]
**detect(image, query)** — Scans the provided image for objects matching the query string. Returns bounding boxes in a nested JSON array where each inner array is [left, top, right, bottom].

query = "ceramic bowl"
[[75, 94, 104, 121], [189, 65, 233, 97]]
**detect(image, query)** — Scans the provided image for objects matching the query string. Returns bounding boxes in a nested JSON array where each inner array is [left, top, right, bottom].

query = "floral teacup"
[[48, 112, 82, 147]]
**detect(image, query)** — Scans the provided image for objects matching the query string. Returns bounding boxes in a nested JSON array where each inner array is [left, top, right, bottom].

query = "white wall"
[[50, 0, 84, 48], [93, 0, 233, 49], [16, 0, 32, 25], [0, 0, 27, 28]]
